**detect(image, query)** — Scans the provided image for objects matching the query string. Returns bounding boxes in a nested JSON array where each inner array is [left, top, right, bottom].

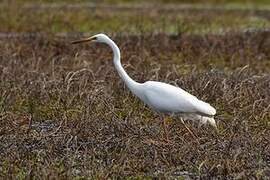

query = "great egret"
[[72, 34, 217, 138]]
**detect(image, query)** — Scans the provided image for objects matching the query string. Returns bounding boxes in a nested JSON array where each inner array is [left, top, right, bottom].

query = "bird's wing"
[[142, 81, 216, 116]]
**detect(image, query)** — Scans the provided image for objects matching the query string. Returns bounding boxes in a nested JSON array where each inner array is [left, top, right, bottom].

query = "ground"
[[0, 0, 269, 179]]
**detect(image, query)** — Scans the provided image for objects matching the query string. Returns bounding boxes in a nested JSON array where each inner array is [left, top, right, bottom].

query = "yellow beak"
[[71, 36, 96, 44]]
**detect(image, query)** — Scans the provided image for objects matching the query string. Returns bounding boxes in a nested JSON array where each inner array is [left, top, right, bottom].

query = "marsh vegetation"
[[0, 0, 269, 179]]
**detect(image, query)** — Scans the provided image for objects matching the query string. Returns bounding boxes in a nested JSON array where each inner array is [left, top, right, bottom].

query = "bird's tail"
[[182, 114, 217, 129], [200, 116, 217, 129]]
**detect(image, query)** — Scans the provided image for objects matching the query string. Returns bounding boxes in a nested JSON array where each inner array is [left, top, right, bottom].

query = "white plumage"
[[72, 33, 217, 128], [141, 81, 216, 115]]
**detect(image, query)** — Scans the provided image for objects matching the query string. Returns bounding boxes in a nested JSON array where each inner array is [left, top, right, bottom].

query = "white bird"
[[72, 34, 217, 136]]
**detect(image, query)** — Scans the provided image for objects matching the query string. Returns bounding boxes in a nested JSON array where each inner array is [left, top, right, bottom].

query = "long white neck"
[[105, 38, 142, 97]]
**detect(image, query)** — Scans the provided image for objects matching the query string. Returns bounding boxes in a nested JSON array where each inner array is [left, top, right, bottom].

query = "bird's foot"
[[161, 136, 174, 145]]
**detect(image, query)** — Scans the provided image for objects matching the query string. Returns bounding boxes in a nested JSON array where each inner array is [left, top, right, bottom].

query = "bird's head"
[[71, 33, 111, 44]]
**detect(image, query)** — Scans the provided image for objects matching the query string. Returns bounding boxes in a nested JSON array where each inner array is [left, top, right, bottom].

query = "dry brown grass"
[[0, 32, 269, 178]]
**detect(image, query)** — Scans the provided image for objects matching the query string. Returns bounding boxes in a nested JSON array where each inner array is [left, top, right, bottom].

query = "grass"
[[9, 0, 270, 5], [0, 33, 269, 178], [0, 3, 270, 34], [0, 1, 270, 179]]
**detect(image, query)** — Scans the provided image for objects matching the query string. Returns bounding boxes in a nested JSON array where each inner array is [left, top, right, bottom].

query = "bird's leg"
[[180, 118, 199, 144], [163, 117, 169, 142], [162, 116, 173, 143]]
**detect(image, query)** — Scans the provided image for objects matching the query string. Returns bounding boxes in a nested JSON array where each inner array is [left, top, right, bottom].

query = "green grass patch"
[[0, 5, 269, 34]]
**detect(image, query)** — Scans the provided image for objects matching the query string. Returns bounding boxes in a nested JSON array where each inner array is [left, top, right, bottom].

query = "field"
[[0, 0, 270, 179]]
